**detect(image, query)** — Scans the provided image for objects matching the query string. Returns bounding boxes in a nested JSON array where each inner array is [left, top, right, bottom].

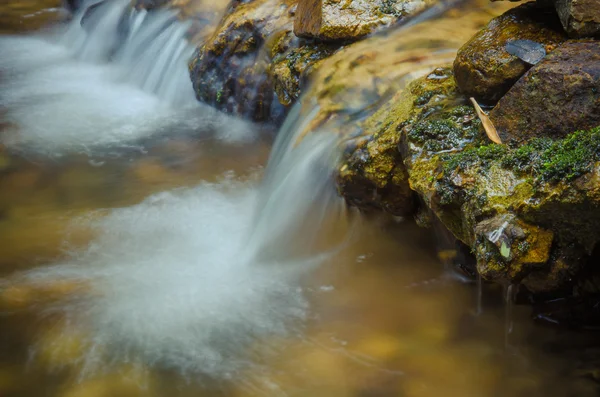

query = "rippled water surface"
[[1, 1, 600, 397]]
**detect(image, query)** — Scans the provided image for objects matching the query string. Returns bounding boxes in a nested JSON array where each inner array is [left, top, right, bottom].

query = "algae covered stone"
[[188, 0, 297, 122], [188, 0, 341, 122], [267, 33, 340, 108], [453, 2, 566, 104], [294, 0, 434, 42], [491, 40, 600, 143], [418, 126, 600, 292], [360, 67, 600, 292]]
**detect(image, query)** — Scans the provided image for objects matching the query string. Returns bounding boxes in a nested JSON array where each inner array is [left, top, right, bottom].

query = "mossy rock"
[[453, 1, 566, 104], [336, 67, 483, 216], [188, 0, 297, 122], [490, 40, 600, 143], [415, 123, 600, 292], [267, 32, 340, 108], [347, 65, 600, 292], [294, 0, 435, 42], [188, 0, 343, 122]]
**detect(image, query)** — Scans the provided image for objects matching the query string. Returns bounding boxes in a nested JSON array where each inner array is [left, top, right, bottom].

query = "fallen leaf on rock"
[[470, 97, 502, 144]]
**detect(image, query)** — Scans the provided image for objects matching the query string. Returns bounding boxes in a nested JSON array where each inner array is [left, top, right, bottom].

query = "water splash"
[[5, 106, 347, 380], [0, 0, 253, 155]]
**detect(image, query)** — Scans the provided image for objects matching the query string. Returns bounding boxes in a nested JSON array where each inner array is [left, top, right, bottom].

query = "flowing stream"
[[0, 1, 599, 396]]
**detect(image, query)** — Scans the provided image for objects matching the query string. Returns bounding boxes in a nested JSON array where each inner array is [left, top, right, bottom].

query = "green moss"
[[443, 144, 508, 173], [403, 75, 483, 155], [442, 126, 600, 183], [379, 0, 403, 17], [533, 128, 600, 182]]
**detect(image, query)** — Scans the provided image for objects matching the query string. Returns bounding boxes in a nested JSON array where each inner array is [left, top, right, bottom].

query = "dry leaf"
[[470, 97, 502, 144]]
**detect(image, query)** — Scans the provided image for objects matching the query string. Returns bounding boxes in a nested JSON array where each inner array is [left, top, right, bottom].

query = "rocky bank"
[[141, 0, 599, 310]]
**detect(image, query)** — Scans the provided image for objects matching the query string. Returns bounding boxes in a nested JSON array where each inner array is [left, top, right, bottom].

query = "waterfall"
[[0, 0, 251, 154], [60, 0, 196, 104]]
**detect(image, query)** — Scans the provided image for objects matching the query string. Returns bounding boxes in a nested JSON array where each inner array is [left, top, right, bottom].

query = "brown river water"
[[1, 1, 600, 396]]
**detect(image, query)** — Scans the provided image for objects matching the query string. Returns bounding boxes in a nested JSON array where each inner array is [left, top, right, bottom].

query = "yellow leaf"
[[470, 97, 502, 144]]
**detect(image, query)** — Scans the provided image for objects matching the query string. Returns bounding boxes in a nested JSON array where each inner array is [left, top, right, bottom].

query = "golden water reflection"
[[1, 1, 600, 396], [0, 139, 598, 396]]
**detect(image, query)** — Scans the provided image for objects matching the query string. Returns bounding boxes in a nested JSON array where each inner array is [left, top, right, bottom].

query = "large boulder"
[[453, 2, 567, 104], [354, 68, 600, 293], [490, 40, 600, 143], [293, 0, 434, 42]]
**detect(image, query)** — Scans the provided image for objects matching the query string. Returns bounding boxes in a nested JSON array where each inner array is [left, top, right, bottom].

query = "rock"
[[554, 0, 600, 38], [189, 0, 340, 122], [335, 61, 600, 292], [453, 2, 567, 104], [189, 0, 297, 121], [405, 78, 600, 292], [287, 1, 512, 213], [293, 0, 434, 42], [490, 40, 600, 143], [268, 34, 339, 107], [295, 0, 511, 135]]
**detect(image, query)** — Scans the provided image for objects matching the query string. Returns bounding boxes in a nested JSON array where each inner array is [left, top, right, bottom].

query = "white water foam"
[[0, 0, 255, 155], [23, 176, 307, 377], [11, 126, 347, 379]]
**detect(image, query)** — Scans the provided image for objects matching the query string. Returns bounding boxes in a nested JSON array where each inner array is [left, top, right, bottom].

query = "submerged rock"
[[553, 0, 600, 38], [293, 0, 433, 42], [453, 2, 566, 104], [491, 40, 600, 143], [0, 0, 66, 33]]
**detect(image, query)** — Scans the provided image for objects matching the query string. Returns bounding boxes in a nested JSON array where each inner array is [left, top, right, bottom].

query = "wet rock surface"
[[333, 64, 600, 294], [491, 40, 600, 143], [188, 0, 341, 122], [293, 0, 433, 42], [453, 2, 567, 104], [267, 32, 340, 108], [289, 1, 513, 214]]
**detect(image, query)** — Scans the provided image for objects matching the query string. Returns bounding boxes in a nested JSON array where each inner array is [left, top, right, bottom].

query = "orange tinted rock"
[[294, 0, 434, 41]]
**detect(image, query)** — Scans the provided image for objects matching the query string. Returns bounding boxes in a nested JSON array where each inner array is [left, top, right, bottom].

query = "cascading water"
[[0, 0, 253, 155], [11, 116, 347, 381], [0, 0, 352, 380]]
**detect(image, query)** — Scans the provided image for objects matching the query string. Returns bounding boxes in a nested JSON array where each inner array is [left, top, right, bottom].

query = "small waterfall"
[[248, 103, 351, 266], [476, 273, 483, 315], [0, 0, 254, 154], [60, 0, 196, 105], [4, 100, 349, 380]]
